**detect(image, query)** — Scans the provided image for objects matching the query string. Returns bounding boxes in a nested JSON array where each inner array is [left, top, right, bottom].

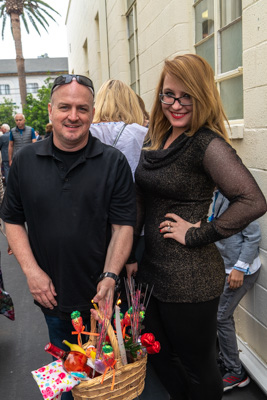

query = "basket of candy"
[[72, 282, 158, 400], [72, 318, 147, 400], [32, 281, 160, 400]]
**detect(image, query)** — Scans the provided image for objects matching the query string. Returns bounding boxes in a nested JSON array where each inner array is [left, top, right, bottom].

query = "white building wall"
[[138, 0, 194, 109], [106, 0, 128, 82], [66, 0, 267, 392], [0, 75, 51, 113], [66, 0, 110, 90], [66, 0, 130, 90], [0, 76, 20, 110], [231, 0, 267, 393]]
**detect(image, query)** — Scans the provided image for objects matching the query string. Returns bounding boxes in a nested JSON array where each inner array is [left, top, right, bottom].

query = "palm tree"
[[0, 0, 60, 107]]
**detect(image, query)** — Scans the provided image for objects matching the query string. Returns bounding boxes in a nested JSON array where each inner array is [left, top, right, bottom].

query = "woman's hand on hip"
[[159, 213, 201, 245]]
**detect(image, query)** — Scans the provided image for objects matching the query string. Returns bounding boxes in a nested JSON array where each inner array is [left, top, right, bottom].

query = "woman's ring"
[[167, 222, 172, 231]]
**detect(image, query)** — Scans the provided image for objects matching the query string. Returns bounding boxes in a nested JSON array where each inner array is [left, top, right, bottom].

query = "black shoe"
[[223, 368, 250, 391]]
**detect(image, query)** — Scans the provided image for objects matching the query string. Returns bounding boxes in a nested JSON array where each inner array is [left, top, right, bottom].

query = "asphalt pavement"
[[0, 231, 266, 400]]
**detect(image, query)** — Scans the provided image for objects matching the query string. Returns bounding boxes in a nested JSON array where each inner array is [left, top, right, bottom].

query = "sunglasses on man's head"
[[51, 74, 95, 97]]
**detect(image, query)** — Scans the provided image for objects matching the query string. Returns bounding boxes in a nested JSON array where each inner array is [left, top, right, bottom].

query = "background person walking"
[[8, 113, 36, 166], [0, 124, 11, 184]]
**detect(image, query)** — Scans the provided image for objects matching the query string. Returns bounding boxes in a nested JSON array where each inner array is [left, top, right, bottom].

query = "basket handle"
[[106, 321, 120, 362], [90, 315, 97, 335], [89, 315, 121, 363]]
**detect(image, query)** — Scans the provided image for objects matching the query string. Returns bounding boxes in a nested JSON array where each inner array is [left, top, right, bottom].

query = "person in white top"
[[90, 79, 148, 180]]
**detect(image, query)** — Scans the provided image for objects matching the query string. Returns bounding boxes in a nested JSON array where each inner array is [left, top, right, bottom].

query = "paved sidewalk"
[[0, 232, 266, 400], [0, 234, 51, 399]]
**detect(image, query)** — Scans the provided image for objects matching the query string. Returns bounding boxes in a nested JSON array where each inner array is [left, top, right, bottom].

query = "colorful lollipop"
[[102, 344, 115, 367], [101, 344, 117, 390], [70, 310, 99, 347], [71, 311, 83, 333], [71, 311, 83, 346]]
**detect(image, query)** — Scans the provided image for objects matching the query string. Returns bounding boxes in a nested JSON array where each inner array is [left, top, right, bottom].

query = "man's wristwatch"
[[96, 272, 120, 291]]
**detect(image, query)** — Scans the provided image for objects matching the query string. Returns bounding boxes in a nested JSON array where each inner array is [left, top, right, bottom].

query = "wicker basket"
[[72, 317, 147, 400]]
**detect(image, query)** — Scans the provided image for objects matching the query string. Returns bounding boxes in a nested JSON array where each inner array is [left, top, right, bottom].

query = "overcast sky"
[[0, 0, 69, 60]]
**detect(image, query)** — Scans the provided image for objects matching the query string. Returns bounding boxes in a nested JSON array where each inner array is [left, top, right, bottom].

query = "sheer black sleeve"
[[185, 138, 267, 247]]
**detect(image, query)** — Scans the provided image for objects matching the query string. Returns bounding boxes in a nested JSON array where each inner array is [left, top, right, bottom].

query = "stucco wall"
[[66, 0, 96, 77], [231, 1, 267, 390], [138, 0, 194, 109], [66, 0, 129, 91]]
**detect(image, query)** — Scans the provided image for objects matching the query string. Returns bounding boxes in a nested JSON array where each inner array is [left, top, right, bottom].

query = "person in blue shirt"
[[212, 190, 261, 392]]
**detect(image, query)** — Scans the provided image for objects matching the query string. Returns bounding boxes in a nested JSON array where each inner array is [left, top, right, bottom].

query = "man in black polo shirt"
[[0, 75, 135, 385]]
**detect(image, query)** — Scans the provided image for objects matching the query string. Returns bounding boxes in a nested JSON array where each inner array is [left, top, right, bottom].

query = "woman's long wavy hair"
[[93, 79, 144, 125], [146, 54, 230, 150]]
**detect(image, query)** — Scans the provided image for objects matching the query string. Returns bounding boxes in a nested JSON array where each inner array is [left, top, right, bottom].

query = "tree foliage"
[[0, 0, 60, 106], [0, 0, 60, 39], [23, 77, 53, 135], [0, 97, 19, 128]]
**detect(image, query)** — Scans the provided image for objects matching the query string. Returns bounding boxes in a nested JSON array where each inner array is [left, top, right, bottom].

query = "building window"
[[26, 83, 39, 94], [0, 84, 10, 95], [126, 0, 139, 94], [194, 0, 243, 120]]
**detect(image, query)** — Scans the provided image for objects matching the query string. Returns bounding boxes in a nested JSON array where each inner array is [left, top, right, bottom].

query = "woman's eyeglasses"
[[159, 93, 193, 106]]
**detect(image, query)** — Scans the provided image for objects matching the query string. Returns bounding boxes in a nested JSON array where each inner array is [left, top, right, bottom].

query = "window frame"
[[193, 0, 243, 126], [26, 82, 39, 94], [125, 0, 140, 94], [0, 84, 10, 95]]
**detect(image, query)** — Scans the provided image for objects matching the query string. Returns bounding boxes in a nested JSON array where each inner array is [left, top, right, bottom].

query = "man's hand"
[[228, 269, 245, 289], [91, 224, 133, 321], [91, 277, 116, 320], [26, 266, 57, 309], [5, 223, 57, 309]]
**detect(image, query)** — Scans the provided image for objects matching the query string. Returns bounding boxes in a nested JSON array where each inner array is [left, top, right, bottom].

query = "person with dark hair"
[[35, 131, 42, 141], [0, 74, 136, 400], [127, 54, 267, 400]]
